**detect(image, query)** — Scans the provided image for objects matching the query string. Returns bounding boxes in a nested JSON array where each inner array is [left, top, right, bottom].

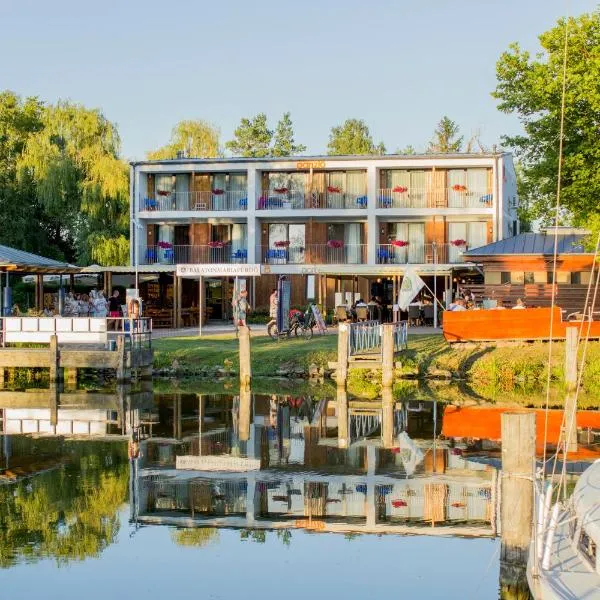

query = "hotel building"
[[129, 153, 518, 325]]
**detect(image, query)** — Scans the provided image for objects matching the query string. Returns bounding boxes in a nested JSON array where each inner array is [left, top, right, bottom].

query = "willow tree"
[[148, 119, 221, 159], [18, 101, 129, 265]]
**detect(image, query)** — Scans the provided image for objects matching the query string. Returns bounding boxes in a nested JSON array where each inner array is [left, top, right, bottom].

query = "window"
[[524, 272, 535, 284], [268, 224, 305, 264], [534, 272, 547, 283], [511, 272, 525, 284], [484, 271, 502, 285], [501, 272, 511, 284], [571, 272, 591, 285]]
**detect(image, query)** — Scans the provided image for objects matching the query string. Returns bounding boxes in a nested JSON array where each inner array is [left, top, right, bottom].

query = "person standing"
[[236, 289, 251, 328], [269, 288, 278, 320], [108, 289, 122, 330]]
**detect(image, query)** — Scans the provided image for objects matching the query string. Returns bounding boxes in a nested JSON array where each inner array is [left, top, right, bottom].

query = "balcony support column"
[[246, 167, 259, 264], [366, 165, 378, 265]]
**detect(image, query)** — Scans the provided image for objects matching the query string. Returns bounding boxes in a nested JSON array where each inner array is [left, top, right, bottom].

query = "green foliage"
[[271, 112, 306, 157], [171, 527, 219, 547], [493, 11, 600, 227], [327, 119, 385, 155], [147, 120, 221, 160], [395, 145, 417, 155], [226, 113, 273, 157], [0, 439, 128, 567], [426, 116, 463, 153]]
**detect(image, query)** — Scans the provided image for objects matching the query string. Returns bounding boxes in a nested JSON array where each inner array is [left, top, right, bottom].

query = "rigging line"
[[542, 13, 571, 472]]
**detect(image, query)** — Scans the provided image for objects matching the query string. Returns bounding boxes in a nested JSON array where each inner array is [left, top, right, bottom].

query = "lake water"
[[1, 384, 597, 599]]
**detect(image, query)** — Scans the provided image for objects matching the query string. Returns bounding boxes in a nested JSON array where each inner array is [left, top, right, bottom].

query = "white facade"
[[129, 153, 518, 275]]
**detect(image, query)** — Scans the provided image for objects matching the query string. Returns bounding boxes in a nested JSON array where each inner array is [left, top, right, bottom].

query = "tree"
[[327, 119, 385, 155], [395, 145, 417, 155], [427, 116, 463, 153], [18, 101, 129, 265], [147, 120, 221, 160], [271, 112, 306, 157], [226, 113, 273, 157], [493, 11, 600, 230]]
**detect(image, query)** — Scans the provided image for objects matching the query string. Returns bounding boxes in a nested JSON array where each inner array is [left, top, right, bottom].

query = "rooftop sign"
[[296, 160, 325, 169], [176, 264, 261, 277]]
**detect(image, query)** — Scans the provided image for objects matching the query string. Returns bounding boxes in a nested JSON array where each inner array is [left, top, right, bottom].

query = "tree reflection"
[[0, 441, 128, 567], [171, 528, 219, 548]]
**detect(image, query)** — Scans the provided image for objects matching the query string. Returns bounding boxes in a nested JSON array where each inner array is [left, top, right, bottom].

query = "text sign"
[[311, 304, 327, 334], [176, 264, 261, 277], [296, 160, 325, 169]]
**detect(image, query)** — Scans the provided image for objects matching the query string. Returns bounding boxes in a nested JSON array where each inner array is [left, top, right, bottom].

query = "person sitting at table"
[[355, 298, 367, 307], [512, 298, 526, 309], [449, 298, 467, 312]]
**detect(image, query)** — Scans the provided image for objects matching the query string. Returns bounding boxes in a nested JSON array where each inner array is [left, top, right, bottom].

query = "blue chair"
[[377, 248, 390, 262], [379, 195, 392, 208], [144, 198, 157, 210], [232, 249, 247, 261], [145, 248, 157, 262], [164, 248, 174, 262], [479, 193, 493, 203], [239, 197, 248, 209], [356, 195, 368, 207]]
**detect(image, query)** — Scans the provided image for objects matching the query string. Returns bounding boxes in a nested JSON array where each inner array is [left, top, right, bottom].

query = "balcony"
[[140, 191, 248, 212], [140, 244, 247, 265], [377, 188, 493, 209], [376, 243, 467, 264], [257, 190, 368, 210], [260, 244, 367, 265]]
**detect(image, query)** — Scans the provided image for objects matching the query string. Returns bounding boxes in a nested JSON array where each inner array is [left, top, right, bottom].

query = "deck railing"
[[376, 243, 467, 264], [348, 320, 382, 356], [141, 190, 248, 212], [377, 188, 493, 209], [141, 244, 247, 265], [260, 244, 367, 265], [257, 190, 368, 210], [392, 321, 409, 351]]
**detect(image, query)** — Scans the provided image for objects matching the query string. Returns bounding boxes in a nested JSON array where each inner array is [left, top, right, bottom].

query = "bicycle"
[[267, 306, 315, 341]]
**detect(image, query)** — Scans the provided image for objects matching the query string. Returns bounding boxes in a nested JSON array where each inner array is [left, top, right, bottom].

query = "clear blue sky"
[[1, 0, 596, 160]]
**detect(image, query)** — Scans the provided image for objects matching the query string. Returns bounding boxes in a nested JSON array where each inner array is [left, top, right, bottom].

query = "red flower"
[[212, 188, 225, 195], [452, 184, 467, 192], [273, 187, 288, 194], [450, 239, 467, 247], [208, 241, 224, 248], [274, 240, 290, 247], [327, 239, 343, 248], [392, 240, 409, 247], [157, 241, 172, 249], [393, 186, 408, 193], [157, 189, 171, 196], [391, 500, 408, 508], [327, 186, 341, 193]]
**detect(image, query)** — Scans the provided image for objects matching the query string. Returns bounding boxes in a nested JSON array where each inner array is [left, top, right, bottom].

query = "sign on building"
[[176, 264, 261, 277]]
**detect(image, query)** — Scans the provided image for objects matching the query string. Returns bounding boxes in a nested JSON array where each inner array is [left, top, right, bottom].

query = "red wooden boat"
[[443, 306, 600, 343]]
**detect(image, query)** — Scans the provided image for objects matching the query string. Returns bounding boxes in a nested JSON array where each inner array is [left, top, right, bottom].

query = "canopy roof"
[[464, 232, 590, 257], [0, 244, 79, 273]]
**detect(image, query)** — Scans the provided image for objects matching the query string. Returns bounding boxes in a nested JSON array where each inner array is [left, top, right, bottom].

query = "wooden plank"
[[60, 350, 120, 369], [0, 350, 52, 368]]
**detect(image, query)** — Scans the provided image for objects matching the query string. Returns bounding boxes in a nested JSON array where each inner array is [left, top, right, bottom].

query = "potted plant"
[[327, 239, 343, 249], [392, 186, 408, 193], [450, 239, 467, 247], [274, 240, 290, 248], [391, 240, 409, 247]]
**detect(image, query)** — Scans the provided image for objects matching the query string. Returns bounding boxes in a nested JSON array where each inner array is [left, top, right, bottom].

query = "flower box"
[[212, 188, 225, 195], [208, 241, 225, 248], [327, 240, 343, 249], [393, 186, 408, 193], [274, 240, 290, 248], [452, 184, 467, 192], [327, 186, 341, 193], [391, 240, 409, 247], [450, 239, 467, 247], [157, 241, 173, 249], [273, 187, 288, 194], [157, 190, 171, 196]]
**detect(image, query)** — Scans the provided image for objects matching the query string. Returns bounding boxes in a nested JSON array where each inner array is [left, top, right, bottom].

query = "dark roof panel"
[[465, 233, 591, 256], [0, 244, 74, 269]]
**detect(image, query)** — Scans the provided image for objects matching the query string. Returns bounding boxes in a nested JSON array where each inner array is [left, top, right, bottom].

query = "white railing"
[[377, 188, 493, 209], [260, 244, 367, 265], [141, 190, 248, 212], [141, 244, 247, 265], [376, 243, 468, 264], [257, 190, 368, 210]]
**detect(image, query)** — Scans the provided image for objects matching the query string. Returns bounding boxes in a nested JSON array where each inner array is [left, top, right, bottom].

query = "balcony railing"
[[376, 243, 468, 264], [258, 190, 368, 210], [141, 191, 248, 212], [140, 244, 247, 265], [260, 244, 367, 265], [377, 188, 493, 209]]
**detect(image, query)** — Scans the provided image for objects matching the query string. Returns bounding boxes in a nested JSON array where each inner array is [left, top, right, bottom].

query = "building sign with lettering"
[[296, 160, 325, 169], [176, 264, 261, 277]]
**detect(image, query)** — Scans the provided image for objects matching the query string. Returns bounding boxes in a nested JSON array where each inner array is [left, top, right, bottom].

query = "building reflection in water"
[[134, 389, 498, 537]]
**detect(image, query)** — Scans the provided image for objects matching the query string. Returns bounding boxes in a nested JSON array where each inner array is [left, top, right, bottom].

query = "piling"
[[500, 411, 536, 594], [381, 324, 394, 388], [116, 336, 130, 382], [64, 367, 78, 387], [563, 326, 579, 453], [239, 326, 252, 388], [336, 386, 349, 449], [239, 386, 251, 442], [381, 387, 394, 449], [336, 323, 349, 386], [49, 335, 59, 382]]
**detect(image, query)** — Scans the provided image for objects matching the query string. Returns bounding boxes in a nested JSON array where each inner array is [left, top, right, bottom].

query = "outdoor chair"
[[408, 305, 421, 326], [423, 304, 434, 326], [238, 197, 248, 209], [356, 195, 368, 207], [368, 305, 382, 322], [335, 306, 349, 323], [356, 307, 369, 322]]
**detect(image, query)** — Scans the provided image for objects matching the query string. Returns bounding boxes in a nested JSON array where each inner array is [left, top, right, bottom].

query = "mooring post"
[[563, 327, 579, 453], [116, 335, 130, 382], [381, 386, 394, 449], [49, 335, 59, 382], [336, 386, 349, 449], [336, 323, 349, 387], [239, 386, 251, 442], [64, 368, 77, 387], [382, 324, 394, 388], [0, 367, 4, 387], [500, 411, 536, 593], [239, 326, 251, 388]]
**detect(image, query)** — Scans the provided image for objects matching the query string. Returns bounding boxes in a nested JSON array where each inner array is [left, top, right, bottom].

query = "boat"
[[527, 459, 600, 599], [442, 306, 600, 343]]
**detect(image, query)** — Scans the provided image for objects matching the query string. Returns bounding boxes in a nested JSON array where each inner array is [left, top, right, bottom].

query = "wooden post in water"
[[563, 326, 579, 453], [239, 386, 251, 442], [500, 411, 536, 594], [336, 386, 349, 449], [381, 386, 394, 448], [336, 323, 349, 387], [64, 368, 77, 387], [49, 335, 59, 382], [239, 326, 252, 388], [382, 323, 394, 388], [116, 336, 130, 382]]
